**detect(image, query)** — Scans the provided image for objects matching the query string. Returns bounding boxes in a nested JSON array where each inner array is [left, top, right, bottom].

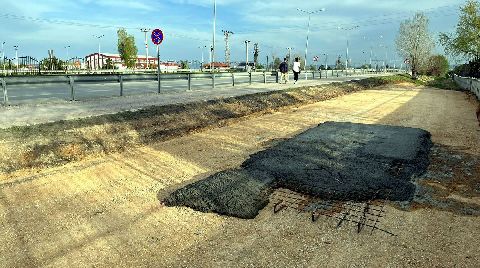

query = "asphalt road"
[[5, 71, 366, 105]]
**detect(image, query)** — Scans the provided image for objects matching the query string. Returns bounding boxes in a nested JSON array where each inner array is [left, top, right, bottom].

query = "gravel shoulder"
[[1, 83, 479, 267]]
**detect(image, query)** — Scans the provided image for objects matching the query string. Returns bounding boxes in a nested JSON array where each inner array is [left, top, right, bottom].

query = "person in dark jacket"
[[279, 58, 289, 84]]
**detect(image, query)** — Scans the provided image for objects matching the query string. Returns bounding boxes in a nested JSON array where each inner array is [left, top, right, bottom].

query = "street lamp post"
[[338, 25, 359, 75], [13, 45, 18, 70], [245, 40, 251, 71], [65, 45, 70, 71], [140, 28, 150, 69], [297, 7, 325, 80], [1, 42, 5, 76], [212, 0, 216, 88], [94, 34, 104, 70], [199, 45, 206, 72]]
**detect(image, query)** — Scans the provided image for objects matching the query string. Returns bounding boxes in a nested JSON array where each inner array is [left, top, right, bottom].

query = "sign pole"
[[157, 44, 161, 93]]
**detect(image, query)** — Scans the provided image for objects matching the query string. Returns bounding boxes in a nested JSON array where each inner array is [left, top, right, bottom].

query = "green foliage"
[[180, 60, 189, 69], [273, 57, 281, 69], [40, 57, 65, 70], [117, 28, 138, 69], [420, 55, 449, 77], [396, 13, 435, 79], [255, 63, 265, 69], [439, 0, 480, 61], [104, 58, 114, 69]]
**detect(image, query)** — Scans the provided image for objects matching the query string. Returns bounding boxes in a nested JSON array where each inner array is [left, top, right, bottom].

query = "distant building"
[[203, 62, 230, 70], [84, 53, 180, 72]]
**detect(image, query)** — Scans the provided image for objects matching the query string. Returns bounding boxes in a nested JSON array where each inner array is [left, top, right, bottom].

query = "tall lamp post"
[[93, 34, 104, 70], [245, 40, 251, 71], [140, 28, 150, 69], [199, 45, 206, 71], [212, 0, 216, 88], [1, 42, 5, 76], [338, 25, 359, 75], [297, 7, 325, 80], [13, 45, 18, 70], [64, 45, 70, 71]]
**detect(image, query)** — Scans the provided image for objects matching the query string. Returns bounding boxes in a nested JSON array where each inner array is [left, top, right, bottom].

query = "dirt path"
[[1, 84, 479, 267]]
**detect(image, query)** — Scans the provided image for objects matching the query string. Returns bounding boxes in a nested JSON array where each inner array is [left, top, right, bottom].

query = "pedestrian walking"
[[279, 58, 288, 84], [293, 57, 301, 84]]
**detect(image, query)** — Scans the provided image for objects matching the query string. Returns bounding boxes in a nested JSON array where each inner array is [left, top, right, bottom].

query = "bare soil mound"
[[163, 122, 433, 218]]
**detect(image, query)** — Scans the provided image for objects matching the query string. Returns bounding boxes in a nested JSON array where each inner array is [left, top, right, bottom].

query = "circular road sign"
[[151, 29, 164, 45]]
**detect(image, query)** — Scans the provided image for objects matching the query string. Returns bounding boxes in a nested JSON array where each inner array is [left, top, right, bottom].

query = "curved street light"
[[297, 7, 326, 80]]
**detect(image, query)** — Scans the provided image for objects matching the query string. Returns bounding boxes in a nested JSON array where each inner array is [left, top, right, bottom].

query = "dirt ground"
[[1, 83, 479, 267]]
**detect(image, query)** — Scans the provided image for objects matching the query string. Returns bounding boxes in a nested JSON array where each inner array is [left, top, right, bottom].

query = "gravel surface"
[[1, 84, 479, 267]]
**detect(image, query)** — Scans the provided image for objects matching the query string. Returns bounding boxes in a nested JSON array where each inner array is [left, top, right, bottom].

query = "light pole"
[[140, 28, 150, 69], [286, 47, 294, 63], [212, 0, 216, 88], [13, 45, 18, 70], [199, 45, 206, 71], [338, 25, 359, 74], [64, 45, 70, 70], [245, 40, 251, 71], [93, 34, 104, 70], [297, 7, 325, 80], [1, 41, 5, 76]]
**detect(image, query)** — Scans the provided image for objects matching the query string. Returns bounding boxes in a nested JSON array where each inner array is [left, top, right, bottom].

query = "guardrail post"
[[119, 75, 124, 96], [312, 71, 315, 80], [232, 73, 235, 86], [68, 76, 75, 101], [263, 71, 267, 83], [1, 78, 8, 106], [276, 72, 279, 83], [325, 69, 327, 79], [249, 72, 252, 85], [188, 73, 192, 91]]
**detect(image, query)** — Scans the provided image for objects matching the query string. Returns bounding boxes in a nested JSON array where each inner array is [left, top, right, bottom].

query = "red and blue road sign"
[[151, 29, 164, 45]]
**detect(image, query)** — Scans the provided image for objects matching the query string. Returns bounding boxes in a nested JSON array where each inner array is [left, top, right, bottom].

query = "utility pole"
[[1, 41, 5, 76], [64, 45, 70, 71], [140, 28, 150, 69], [13, 45, 18, 70], [199, 45, 206, 71], [244, 40, 251, 71], [297, 7, 326, 80], [286, 47, 293, 64], [212, 0, 216, 88], [222, 30, 234, 66], [93, 34, 104, 70], [338, 25, 359, 74]]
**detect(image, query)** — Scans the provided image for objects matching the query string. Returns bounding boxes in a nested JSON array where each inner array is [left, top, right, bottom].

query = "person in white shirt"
[[293, 57, 301, 84]]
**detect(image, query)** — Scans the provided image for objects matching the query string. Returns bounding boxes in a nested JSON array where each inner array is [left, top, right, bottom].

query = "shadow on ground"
[[162, 122, 433, 219]]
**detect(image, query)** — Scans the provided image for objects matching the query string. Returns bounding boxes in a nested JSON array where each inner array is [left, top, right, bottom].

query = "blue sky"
[[0, 0, 465, 66]]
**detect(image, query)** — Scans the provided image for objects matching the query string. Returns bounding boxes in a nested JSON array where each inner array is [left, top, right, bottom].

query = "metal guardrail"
[[0, 69, 399, 106]]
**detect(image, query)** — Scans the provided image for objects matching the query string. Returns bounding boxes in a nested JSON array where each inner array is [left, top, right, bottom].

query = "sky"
[[0, 0, 466, 66]]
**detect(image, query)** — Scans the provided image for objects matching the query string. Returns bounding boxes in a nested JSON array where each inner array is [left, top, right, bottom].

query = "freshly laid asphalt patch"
[[163, 122, 432, 219]]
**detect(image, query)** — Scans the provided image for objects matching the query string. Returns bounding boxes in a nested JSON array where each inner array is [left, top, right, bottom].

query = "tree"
[[180, 60, 189, 69], [253, 43, 259, 67], [439, 0, 480, 77], [335, 56, 345, 70], [105, 58, 114, 69], [273, 57, 282, 70], [117, 28, 138, 69], [421, 55, 449, 77], [396, 13, 435, 79]]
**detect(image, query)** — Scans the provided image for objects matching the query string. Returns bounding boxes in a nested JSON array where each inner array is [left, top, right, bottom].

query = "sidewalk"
[[0, 74, 386, 129]]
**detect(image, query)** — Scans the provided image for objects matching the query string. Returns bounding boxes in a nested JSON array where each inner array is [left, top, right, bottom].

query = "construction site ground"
[[1, 82, 479, 267]]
